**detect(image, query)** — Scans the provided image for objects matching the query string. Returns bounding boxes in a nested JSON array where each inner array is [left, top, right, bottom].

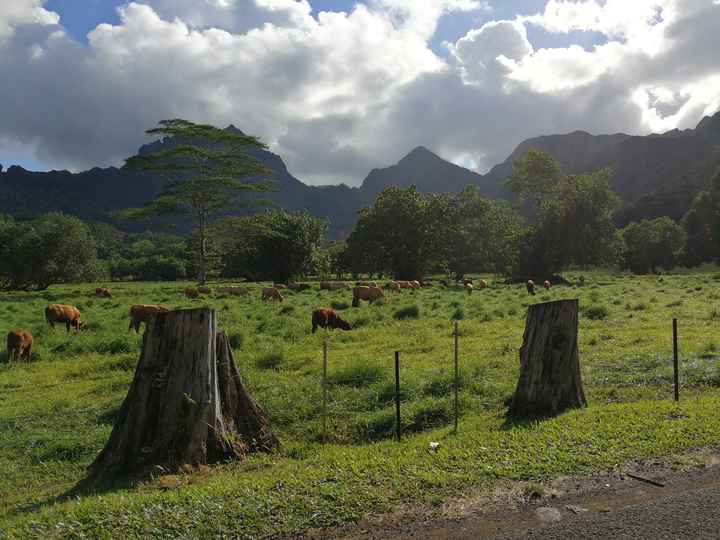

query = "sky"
[[0, 0, 719, 186]]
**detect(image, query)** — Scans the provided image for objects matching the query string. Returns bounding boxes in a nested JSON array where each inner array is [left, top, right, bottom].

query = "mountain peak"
[[400, 146, 438, 162], [696, 110, 720, 138]]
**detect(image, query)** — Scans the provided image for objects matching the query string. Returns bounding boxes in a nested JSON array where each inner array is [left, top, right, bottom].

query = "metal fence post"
[[454, 320, 459, 433], [322, 340, 328, 441], [673, 319, 679, 402], [395, 351, 401, 442]]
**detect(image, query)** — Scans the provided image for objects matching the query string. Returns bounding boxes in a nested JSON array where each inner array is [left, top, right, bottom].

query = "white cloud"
[[0, 0, 58, 41], [0, 0, 719, 185]]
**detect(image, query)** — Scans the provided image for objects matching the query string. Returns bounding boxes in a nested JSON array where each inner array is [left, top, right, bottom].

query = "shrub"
[[394, 305, 420, 320], [256, 351, 284, 370], [585, 305, 609, 320], [229, 332, 245, 350]]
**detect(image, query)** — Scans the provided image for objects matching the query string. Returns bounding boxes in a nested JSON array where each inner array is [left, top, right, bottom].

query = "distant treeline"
[[1, 150, 718, 290]]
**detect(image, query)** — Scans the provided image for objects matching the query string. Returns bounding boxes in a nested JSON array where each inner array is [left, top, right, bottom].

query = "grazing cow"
[[217, 286, 249, 296], [129, 304, 170, 333], [395, 281, 412, 289], [526, 280, 536, 296], [6, 330, 32, 362], [352, 286, 384, 307], [410, 280, 421, 289], [463, 278, 473, 286], [543, 280, 552, 290], [311, 308, 352, 333], [465, 282, 474, 296], [262, 287, 284, 302], [289, 283, 311, 291], [356, 281, 378, 288], [95, 287, 112, 298], [45, 304, 84, 332], [320, 281, 351, 291], [478, 279, 488, 290], [197, 286, 212, 294], [385, 281, 401, 293], [185, 287, 200, 299]]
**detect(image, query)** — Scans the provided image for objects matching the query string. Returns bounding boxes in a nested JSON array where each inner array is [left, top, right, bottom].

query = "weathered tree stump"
[[508, 299, 586, 418], [89, 308, 277, 479]]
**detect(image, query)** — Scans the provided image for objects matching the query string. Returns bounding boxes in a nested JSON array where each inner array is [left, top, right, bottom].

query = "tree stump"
[[508, 299, 586, 418], [89, 308, 277, 479]]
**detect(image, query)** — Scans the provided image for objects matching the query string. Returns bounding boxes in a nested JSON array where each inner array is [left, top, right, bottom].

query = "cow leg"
[[66, 321, 71, 332], [128, 319, 134, 332], [312, 321, 318, 334], [24, 344, 31, 362]]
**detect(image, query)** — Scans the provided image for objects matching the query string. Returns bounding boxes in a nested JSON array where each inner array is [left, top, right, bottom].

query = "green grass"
[[2, 272, 720, 537]]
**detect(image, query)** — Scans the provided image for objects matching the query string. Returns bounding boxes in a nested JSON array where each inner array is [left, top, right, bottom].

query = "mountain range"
[[1, 112, 719, 238]]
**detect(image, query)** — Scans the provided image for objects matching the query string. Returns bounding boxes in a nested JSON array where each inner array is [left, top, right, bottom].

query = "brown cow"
[[6, 330, 32, 362], [197, 286, 212, 294], [352, 286, 384, 307], [465, 282, 474, 295], [320, 281, 351, 290], [410, 280, 421, 289], [262, 287, 284, 302], [311, 308, 351, 333], [356, 281, 378, 288], [478, 279, 488, 289], [94, 287, 112, 298], [289, 283, 311, 291], [217, 286, 250, 296], [185, 287, 200, 299], [463, 278, 473, 286], [543, 280, 552, 290], [526, 280, 536, 296], [385, 281, 401, 293], [45, 304, 85, 332], [129, 304, 170, 333], [395, 281, 412, 289]]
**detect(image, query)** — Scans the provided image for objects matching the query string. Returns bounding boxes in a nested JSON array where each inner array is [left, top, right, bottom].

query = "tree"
[[0, 213, 100, 290], [427, 186, 523, 278], [506, 148, 562, 208], [509, 151, 622, 276], [346, 186, 430, 280], [215, 210, 327, 283], [121, 119, 273, 285], [621, 217, 686, 274], [682, 169, 720, 266]]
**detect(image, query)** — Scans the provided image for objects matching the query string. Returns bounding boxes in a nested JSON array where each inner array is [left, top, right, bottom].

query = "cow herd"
[[4, 277, 556, 363]]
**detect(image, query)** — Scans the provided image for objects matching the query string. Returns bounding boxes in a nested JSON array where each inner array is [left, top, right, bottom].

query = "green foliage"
[[505, 148, 562, 206], [215, 210, 327, 283], [682, 170, 720, 266], [0, 212, 100, 290], [585, 305, 609, 320], [621, 217, 686, 274], [394, 305, 420, 320], [345, 185, 523, 279], [255, 351, 285, 370], [326, 364, 384, 387], [120, 119, 273, 284], [515, 160, 622, 275]]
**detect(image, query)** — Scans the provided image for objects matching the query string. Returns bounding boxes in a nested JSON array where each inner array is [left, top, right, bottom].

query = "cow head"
[[338, 318, 352, 331], [76, 320, 87, 331]]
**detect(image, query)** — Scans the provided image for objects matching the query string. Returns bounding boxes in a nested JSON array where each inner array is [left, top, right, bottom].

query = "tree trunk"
[[89, 308, 277, 479], [508, 299, 586, 419]]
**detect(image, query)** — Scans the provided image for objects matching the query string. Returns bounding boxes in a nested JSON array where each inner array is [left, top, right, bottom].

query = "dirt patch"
[[298, 447, 720, 539]]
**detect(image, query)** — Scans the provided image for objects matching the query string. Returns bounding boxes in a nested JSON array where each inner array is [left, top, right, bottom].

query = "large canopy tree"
[[121, 119, 273, 284], [509, 150, 622, 276]]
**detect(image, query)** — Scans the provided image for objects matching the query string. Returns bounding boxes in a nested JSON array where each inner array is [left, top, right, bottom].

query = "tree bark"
[[89, 308, 277, 479], [508, 299, 586, 418]]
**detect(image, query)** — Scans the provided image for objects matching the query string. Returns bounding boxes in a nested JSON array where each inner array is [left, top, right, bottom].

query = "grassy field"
[[2, 271, 720, 538]]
